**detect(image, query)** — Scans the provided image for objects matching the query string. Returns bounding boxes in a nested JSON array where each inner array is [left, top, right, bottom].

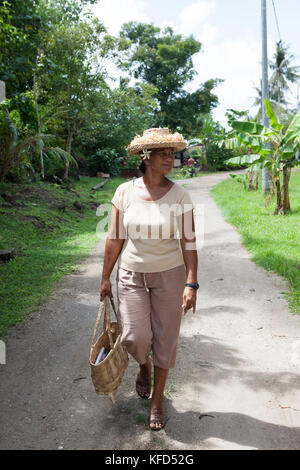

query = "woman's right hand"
[[99, 278, 113, 301]]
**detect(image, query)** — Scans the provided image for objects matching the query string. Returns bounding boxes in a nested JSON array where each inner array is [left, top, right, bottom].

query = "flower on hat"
[[141, 149, 152, 160]]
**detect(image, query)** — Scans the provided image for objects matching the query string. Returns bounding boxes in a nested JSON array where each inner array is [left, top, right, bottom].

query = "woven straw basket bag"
[[89, 295, 128, 403]]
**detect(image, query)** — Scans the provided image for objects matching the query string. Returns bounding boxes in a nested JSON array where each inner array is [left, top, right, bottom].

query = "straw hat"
[[127, 128, 187, 157]]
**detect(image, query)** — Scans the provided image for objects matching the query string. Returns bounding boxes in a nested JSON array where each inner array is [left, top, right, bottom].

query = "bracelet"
[[185, 282, 199, 290]]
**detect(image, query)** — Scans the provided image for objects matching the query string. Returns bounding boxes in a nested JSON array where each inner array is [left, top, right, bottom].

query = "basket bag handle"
[[91, 295, 118, 351]]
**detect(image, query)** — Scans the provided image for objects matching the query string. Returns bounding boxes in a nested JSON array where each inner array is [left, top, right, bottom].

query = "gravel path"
[[1, 171, 300, 450]]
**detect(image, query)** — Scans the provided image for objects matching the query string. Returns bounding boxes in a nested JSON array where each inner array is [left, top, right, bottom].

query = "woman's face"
[[145, 147, 175, 175]]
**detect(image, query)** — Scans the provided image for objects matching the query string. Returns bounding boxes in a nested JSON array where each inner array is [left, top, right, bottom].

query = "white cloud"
[[185, 31, 263, 127], [91, 0, 150, 35], [160, 20, 177, 32], [211, 35, 278, 126], [198, 23, 220, 46], [178, 1, 216, 36]]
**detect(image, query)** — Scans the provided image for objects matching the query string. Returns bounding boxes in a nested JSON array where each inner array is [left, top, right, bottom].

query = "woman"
[[99, 128, 198, 431]]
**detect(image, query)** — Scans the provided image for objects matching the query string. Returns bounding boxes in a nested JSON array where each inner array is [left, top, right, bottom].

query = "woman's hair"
[[139, 160, 146, 174]]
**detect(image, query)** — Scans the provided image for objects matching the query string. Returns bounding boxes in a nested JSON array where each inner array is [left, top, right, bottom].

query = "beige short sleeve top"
[[111, 178, 194, 273]]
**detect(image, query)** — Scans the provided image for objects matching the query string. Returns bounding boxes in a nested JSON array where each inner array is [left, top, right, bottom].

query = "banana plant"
[[219, 98, 300, 214], [0, 103, 78, 182], [229, 166, 260, 192]]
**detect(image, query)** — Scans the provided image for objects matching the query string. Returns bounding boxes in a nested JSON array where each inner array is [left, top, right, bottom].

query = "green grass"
[[164, 381, 176, 398], [169, 168, 216, 180], [0, 175, 124, 337], [211, 168, 300, 314], [134, 413, 148, 425]]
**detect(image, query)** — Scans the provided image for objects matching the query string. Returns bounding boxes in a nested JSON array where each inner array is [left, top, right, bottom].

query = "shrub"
[[206, 143, 237, 171], [180, 166, 195, 178], [86, 149, 121, 176], [123, 154, 141, 170]]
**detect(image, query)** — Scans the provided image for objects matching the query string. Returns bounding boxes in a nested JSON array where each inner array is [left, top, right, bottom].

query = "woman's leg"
[[116, 267, 153, 398], [136, 355, 152, 399], [150, 366, 169, 429], [148, 264, 186, 429]]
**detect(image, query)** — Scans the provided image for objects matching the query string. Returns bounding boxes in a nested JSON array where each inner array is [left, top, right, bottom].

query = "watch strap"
[[185, 282, 199, 290]]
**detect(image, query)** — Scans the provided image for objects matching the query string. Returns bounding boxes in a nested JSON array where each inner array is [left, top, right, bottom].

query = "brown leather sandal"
[[149, 408, 168, 431], [136, 377, 151, 399], [136, 357, 152, 399]]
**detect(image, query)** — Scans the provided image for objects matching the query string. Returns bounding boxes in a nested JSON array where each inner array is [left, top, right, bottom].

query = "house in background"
[[174, 139, 211, 171], [174, 151, 183, 167]]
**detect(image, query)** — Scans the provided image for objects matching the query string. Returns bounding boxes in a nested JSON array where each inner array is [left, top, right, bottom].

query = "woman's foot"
[[148, 365, 169, 430], [136, 356, 152, 399], [149, 406, 167, 431]]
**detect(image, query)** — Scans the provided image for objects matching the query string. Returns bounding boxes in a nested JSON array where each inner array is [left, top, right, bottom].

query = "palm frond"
[[43, 147, 78, 168]]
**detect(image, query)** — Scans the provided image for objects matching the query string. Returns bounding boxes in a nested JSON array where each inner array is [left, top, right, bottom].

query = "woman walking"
[[99, 128, 198, 431]]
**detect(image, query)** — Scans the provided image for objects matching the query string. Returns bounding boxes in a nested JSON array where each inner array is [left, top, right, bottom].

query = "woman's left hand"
[[182, 287, 197, 315]]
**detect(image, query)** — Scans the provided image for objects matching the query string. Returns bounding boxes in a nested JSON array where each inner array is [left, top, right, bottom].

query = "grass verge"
[[0, 175, 123, 337], [211, 168, 300, 314], [169, 168, 215, 180]]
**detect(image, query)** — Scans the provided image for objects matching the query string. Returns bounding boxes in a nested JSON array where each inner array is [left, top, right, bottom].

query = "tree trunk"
[[33, 59, 44, 180], [63, 117, 73, 180], [0, 162, 9, 182], [283, 166, 291, 211], [63, 137, 71, 180], [248, 171, 254, 190], [255, 171, 259, 190], [274, 175, 285, 215]]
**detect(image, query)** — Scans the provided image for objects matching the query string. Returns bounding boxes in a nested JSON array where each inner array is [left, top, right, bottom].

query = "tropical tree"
[[186, 114, 220, 168], [269, 40, 300, 108], [250, 41, 299, 122], [117, 22, 221, 136], [0, 0, 107, 181], [185, 114, 223, 151], [251, 80, 281, 123], [0, 0, 41, 97], [197, 114, 223, 140], [0, 0, 105, 97], [37, 17, 112, 180], [220, 99, 300, 214], [74, 79, 158, 159]]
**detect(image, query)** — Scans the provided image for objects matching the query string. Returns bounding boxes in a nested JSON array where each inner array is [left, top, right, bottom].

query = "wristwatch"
[[185, 282, 199, 290]]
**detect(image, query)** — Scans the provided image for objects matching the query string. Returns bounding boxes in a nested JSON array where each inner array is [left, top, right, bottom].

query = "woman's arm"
[[177, 209, 198, 315], [99, 205, 125, 301]]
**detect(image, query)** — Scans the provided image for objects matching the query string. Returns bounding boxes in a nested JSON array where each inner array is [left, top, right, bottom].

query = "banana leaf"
[[43, 147, 78, 167], [220, 136, 243, 150], [286, 109, 300, 133], [281, 143, 299, 159], [230, 173, 248, 182], [187, 138, 202, 147], [264, 98, 284, 132], [232, 132, 271, 155], [245, 161, 265, 172], [225, 154, 264, 166], [280, 128, 300, 149], [230, 120, 273, 136]]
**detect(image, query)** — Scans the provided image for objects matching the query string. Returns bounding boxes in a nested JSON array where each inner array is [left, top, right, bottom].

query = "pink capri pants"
[[115, 263, 186, 370]]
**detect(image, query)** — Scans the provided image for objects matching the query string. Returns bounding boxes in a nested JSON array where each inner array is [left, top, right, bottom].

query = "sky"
[[90, 0, 300, 128]]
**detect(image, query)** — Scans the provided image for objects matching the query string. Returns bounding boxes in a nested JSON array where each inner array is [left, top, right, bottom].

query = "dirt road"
[[1, 171, 300, 450]]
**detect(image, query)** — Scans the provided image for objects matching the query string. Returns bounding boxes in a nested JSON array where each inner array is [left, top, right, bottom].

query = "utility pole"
[[261, 0, 271, 193]]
